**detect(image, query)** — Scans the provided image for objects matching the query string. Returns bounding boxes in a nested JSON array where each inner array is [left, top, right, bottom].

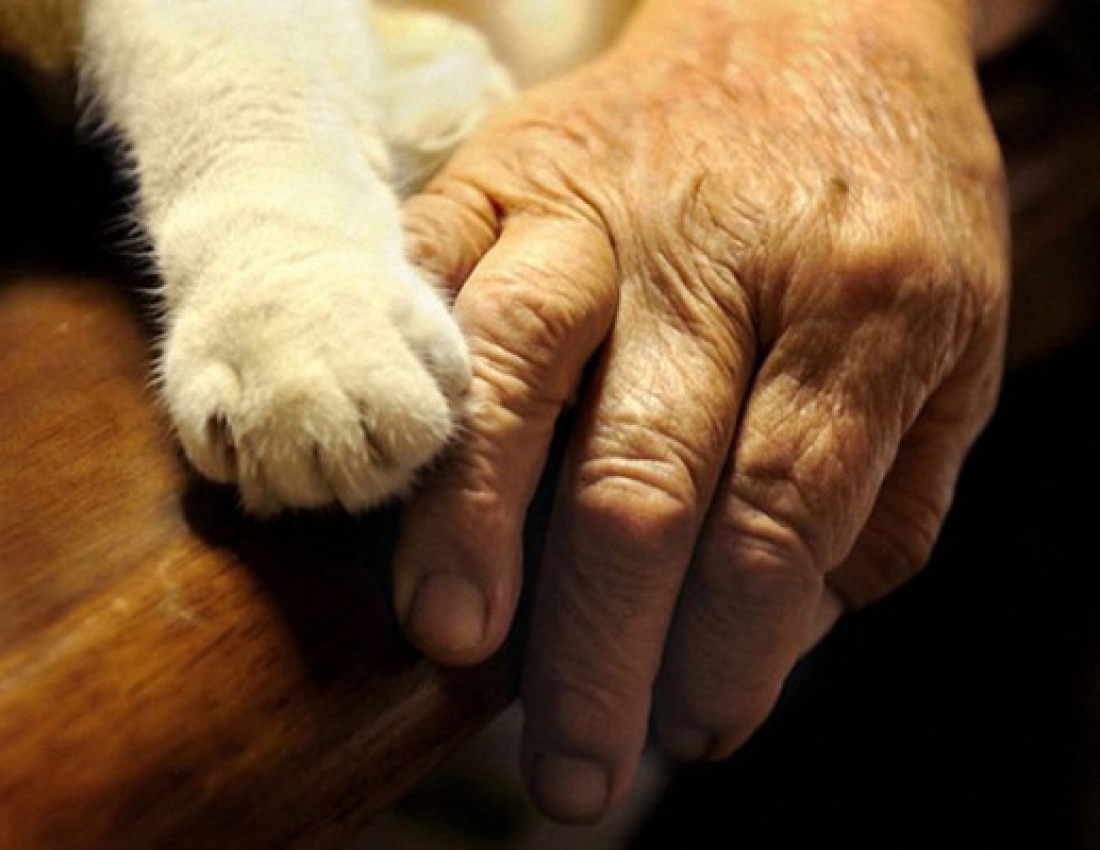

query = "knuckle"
[[403, 181, 500, 275], [719, 464, 829, 575], [494, 274, 585, 350], [572, 453, 700, 566], [832, 235, 963, 329], [415, 455, 521, 552], [728, 549, 822, 633], [699, 531, 823, 641], [857, 487, 945, 586], [463, 273, 613, 411], [829, 214, 1006, 380], [829, 469, 953, 608], [557, 474, 695, 618], [468, 295, 570, 380], [788, 190, 972, 318], [719, 535, 822, 616], [858, 527, 932, 590], [451, 482, 516, 548], [465, 232, 613, 347]]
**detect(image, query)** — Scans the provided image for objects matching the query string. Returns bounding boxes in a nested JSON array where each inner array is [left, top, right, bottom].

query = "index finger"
[[519, 277, 757, 822], [393, 210, 618, 664]]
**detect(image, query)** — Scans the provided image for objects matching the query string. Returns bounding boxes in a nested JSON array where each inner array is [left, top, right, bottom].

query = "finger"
[[828, 345, 1003, 608], [520, 290, 757, 822], [653, 315, 948, 762], [394, 212, 618, 665], [401, 181, 502, 294], [807, 585, 846, 648]]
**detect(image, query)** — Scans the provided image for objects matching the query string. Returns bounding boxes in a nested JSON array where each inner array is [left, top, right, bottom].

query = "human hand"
[[394, 0, 1009, 822]]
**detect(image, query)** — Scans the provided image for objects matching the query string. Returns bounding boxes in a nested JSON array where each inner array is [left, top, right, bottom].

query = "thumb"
[[401, 180, 502, 296]]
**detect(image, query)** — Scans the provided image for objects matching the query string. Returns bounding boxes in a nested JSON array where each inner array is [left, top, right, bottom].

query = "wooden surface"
[[0, 273, 518, 849]]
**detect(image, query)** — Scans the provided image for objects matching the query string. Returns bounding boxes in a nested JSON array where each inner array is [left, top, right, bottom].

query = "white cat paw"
[[161, 256, 469, 515], [372, 6, 515, 194]]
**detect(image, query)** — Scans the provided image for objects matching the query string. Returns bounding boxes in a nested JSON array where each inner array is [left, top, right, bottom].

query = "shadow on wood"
[[0, 275, 517, 850]]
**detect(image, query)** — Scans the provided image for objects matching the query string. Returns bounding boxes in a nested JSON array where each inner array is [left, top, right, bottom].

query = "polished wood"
[[0, 274, 516, 848]]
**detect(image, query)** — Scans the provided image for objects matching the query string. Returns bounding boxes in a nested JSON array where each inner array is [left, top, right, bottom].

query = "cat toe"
[[198, 412, 239, 482]]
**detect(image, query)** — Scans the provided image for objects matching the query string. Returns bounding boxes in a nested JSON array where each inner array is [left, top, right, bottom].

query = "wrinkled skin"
[[394, 1, 1009, 823]]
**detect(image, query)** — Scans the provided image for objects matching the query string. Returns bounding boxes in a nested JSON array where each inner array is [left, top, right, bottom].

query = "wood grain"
[[0, 276, 517, 849]]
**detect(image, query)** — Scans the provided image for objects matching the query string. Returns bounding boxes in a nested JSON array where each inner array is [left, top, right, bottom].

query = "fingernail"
[[659, 722, 720, 762], [530, 753, 610, 823], [405, 572, 486, 655]]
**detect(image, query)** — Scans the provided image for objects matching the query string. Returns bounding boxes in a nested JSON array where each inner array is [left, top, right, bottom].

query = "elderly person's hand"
[[395, 0, 1010, 822]]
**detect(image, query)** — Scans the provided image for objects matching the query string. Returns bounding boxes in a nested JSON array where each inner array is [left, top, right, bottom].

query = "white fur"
[[80, 0, 512, 514]]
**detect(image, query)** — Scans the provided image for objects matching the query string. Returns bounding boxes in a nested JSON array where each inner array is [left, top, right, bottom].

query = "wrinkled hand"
[[394, 1, 1008, 823]]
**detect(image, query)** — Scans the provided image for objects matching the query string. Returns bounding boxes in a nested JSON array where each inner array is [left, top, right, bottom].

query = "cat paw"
[[161, 257, 470, 515], [372, 6, 515, 194]]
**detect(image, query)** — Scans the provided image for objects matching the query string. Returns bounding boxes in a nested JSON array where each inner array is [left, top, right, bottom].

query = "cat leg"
[[82, 0, 471, 514], [368, 4, 515, 194]]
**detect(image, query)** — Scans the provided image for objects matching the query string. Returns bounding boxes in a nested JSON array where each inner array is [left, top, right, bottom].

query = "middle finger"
[[521, 282, 755, 822]]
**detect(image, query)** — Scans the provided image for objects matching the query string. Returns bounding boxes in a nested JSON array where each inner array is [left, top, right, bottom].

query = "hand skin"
[[394, 0, 1022, 823]]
